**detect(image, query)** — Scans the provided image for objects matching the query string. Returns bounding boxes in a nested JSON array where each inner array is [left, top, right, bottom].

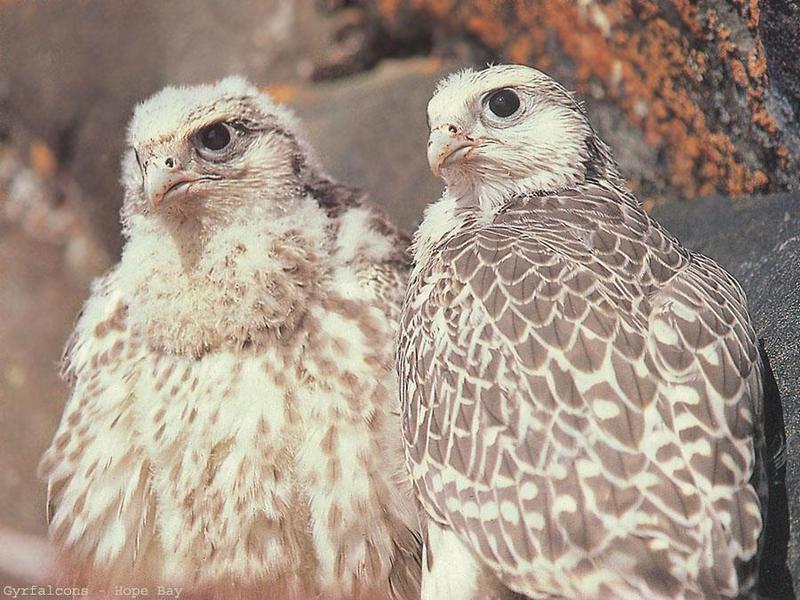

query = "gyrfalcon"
[[40, 77, 421, 600], [397, 64, 763, 599]]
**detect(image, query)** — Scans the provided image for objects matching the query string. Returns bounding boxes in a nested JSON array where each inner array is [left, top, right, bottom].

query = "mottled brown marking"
[[327, 458, 341, 484], [321, 426, 338, 453]]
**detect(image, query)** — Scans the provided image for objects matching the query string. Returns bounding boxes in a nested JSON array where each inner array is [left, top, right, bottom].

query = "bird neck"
[[158, 210, 230, 271], [411, 191, 482, 271], [444, 170, 579, 217], [118, 202, 332, 356]]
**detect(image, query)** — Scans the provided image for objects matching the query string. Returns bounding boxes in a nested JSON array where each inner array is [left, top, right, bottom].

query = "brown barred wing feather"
[[399, 187, 763, 598]]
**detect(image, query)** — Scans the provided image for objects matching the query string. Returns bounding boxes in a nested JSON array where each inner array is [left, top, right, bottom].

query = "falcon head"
[[427, 64, 619, 201], [122, 76, 316, 223]]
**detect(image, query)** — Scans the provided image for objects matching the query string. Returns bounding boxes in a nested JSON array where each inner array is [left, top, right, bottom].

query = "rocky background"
[[0, 0, 797, 596]]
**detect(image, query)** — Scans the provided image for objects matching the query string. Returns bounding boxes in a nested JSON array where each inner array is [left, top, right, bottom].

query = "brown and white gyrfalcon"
[[397, 65, 763, 599]]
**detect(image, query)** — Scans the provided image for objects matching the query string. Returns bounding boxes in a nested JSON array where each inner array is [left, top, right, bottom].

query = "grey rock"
[[760, 0, 800, 162], [292, 58, 450, 231]]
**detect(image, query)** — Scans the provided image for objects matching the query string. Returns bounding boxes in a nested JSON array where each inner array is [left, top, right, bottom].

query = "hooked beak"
[[427, 127, 477, 177], [144, 165, 214, 209]]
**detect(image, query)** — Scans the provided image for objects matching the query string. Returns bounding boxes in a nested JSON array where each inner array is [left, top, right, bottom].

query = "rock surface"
[[5, 1, 800, 257], [293, 58, 449, 231], [0, 225, 87, 537]]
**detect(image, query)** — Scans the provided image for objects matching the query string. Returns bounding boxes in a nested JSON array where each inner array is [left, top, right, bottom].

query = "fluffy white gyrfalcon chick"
[[39, 77, 421, 600], [398, 64, 764, 599]]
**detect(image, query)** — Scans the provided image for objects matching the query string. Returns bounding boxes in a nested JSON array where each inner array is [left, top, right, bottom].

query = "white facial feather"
[[335, 206, 396, 264], [127, 76, 299, 151], [427, 65, 615, 207], [120, 75, 326, 230], [409, 192, 459, 276]]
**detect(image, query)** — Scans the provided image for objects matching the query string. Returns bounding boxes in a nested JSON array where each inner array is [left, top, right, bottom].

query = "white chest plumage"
[[42, 256, 419, 598]]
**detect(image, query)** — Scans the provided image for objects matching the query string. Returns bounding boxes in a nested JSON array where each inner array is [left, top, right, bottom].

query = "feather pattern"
[[398, 180, 763, 599]]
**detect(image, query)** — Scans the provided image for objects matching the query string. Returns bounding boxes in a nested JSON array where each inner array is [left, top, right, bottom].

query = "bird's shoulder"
[[647, 248, 762, 418], [333, 202, 411, 321], [403, 180, 763, 459], [60, 267, 135, 386], [415, 182, 695, 314], [417, 182, 759, 384]]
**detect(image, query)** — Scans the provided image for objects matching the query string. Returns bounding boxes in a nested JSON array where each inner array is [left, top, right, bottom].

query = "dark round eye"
[[198, 123, 231, 151], [488, 89, 520, 118]]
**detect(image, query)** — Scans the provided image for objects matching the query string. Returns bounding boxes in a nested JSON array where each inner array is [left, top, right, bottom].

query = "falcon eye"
[[197, 123, 231, 151], [487, 89, 521, 118]]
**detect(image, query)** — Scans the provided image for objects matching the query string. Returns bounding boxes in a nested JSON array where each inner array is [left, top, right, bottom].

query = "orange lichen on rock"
[[670, 0, 703, 36], [747, 0, 761, 30], [747, 45, 766, 80], [750, 169, 769, 188], [262, 83, 302, 104], [730, 59, 749, 87], [532, 2, 615, 83], [507, 34, 534, 65], [30, 140, 58, 179], [738, 38, 780, 137], [715, 25, 736, 60], [380, 0, 787, 197], [377, 0, 402, 21], [521, 0, 766, 196]]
